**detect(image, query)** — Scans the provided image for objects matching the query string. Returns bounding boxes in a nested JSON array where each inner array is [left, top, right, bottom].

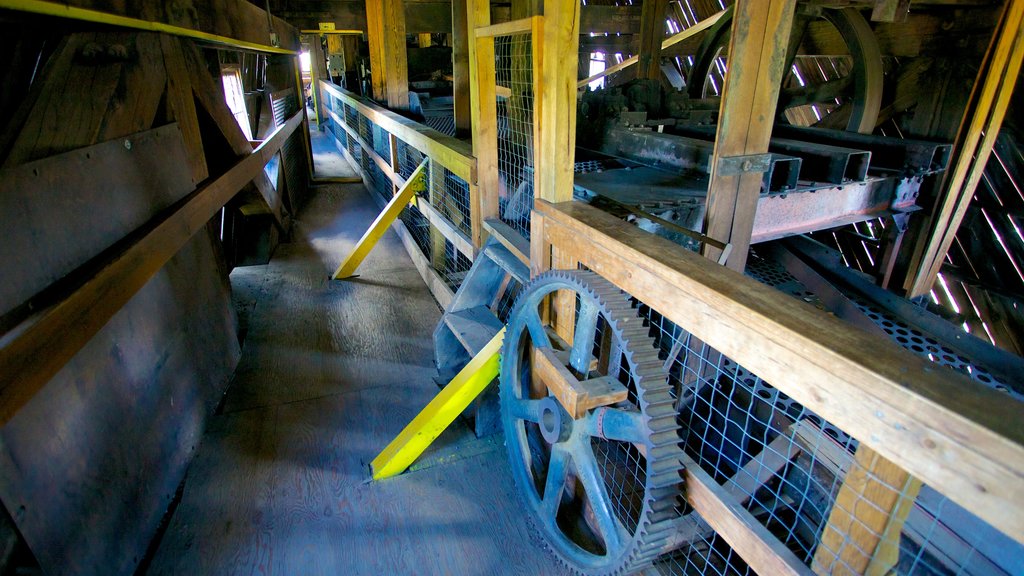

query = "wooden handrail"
[[0, 111, 304, 425], [578, 9, 727, 88], [320, 81, 477, 184], [534, 199, 1024, 549]]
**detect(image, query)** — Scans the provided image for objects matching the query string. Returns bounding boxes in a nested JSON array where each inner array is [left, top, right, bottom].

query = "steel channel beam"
[[768, 137, 871, 184], [751, 177, 905, 243], [671, 124, 871, 185], [604, 126, 801, 193], [773, 125, 952, 174]]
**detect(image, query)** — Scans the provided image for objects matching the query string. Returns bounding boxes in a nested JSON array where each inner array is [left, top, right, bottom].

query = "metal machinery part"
[[500, 270, 685, 575], [687, 6, 883, 134]]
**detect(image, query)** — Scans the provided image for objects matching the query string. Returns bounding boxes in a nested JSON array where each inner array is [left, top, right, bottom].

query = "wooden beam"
[[906, 0, 1024, 297], [469, 0, 499, 248], [160, 35, 207, 185], [577, 10, 727, 89], [365, 0, 410, 110], [535, 199, 1024, 546], [452, 0, 471, 137], [534, 1, 580, 204], [813, 445, 922, 576], [635, 0, 668, 80], [333, 159, 429, 279], [0, 111, 303, 426], [308, 33, 329, 126], [0, 0, 300, 52], [684, 457, 814, 576], [702, 0, 797, 271]]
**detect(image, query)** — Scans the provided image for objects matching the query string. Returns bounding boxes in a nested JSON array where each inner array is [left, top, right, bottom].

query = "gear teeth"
[[499, 269, 688, 576]]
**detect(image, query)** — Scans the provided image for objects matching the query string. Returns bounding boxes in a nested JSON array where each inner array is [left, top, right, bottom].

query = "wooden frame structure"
[[532, 199, 1024, 573]]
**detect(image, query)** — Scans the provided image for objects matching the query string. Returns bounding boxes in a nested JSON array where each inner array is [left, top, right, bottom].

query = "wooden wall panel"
[[0, 226, 240, 576]]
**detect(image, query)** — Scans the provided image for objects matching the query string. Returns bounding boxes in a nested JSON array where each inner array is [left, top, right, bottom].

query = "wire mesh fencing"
[[494, 32, 536, 240], [318, 86, 476, 294], [612, 263, 1024, 576]]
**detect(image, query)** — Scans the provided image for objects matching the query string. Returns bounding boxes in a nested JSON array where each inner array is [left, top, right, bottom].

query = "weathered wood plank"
[[0, 111, 302, 425]]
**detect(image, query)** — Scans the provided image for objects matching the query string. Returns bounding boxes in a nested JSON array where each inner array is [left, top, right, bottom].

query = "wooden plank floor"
[[145, 182, 568, 575]]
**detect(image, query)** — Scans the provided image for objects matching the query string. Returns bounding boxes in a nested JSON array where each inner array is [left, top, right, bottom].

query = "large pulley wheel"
[[500, 270, 684, 575], [688, 7, 883, 134]]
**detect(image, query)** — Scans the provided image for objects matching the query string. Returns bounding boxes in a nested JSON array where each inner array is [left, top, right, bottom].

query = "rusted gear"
[[500, 270, 686, 575]]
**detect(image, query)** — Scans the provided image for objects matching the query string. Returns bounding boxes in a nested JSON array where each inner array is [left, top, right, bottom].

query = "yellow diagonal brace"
[[332, 158, 428, 279], [371, 327, 505, 480]]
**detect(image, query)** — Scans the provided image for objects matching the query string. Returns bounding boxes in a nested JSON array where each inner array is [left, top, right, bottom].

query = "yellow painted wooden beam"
[[371, 328, 505, 480], [0, 0, 296, 54], [332, 158, 428, 279]]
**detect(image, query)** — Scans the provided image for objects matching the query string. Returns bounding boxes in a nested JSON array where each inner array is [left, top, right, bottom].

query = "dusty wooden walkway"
[[144, 181, 568, 575]]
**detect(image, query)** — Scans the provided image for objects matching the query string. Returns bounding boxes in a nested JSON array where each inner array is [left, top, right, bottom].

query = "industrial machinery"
[[485, 6, 1023, 576]]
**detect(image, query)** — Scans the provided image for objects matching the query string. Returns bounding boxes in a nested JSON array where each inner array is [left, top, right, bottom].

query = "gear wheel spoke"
[[574, 442, 630, 556], [500, 270, 687, 575], [542, 446, 571, 520], [569, 299, 600, 374]]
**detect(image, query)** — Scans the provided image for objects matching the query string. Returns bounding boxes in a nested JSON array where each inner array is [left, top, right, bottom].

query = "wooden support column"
[[469, 0, 497, 248], [309, 34, 329, 126], [905, 0, 1024, 297], [418, 33, 432, 47], [533, 0, 581, 205], [701, 0, 797, 271], [365, 0, 409, 110], [534, 0, 581, 343], [812, 445, 922, 576], [452, 0, 471, 137], [635, 0, 668, 80]]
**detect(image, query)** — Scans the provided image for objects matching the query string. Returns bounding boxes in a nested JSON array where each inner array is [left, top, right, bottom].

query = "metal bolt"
[[124, 139, 132, 150]]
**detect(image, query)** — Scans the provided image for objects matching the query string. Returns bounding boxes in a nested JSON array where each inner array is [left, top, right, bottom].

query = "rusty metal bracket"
[[717, 153, 772, 176]]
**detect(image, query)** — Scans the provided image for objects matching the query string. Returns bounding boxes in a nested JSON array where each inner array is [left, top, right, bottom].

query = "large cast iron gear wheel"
[[500, 270, 685, 575]]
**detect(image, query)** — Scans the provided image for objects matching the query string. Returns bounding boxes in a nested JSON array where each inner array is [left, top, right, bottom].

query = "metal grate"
[[494, 33, 535, 240]]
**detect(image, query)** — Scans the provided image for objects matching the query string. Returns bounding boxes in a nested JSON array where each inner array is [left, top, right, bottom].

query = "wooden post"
[[904, 0, 1023, 297], [309, 34, 329, 126], [701, 0, 797, 271], [812, 445, 922, 576], [418, 33, 432, 47], [533, 1, 581, 343], [469, 0, 498, 248], [533, 0, 580, 205], [635, 0, 668, 80], [452, 0, 471, 137], [365, 0, 410, 110]]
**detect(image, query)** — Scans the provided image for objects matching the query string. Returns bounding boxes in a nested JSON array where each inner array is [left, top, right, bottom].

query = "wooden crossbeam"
[[577, 9, 727, 88], [371, 328, 505, 480], [0, 111, 303, 426], [332, 159, 428, 279]]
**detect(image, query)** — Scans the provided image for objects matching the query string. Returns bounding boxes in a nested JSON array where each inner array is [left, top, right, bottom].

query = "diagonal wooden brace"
[[332, 158, 428, 279], [370, 328, 505, 480]]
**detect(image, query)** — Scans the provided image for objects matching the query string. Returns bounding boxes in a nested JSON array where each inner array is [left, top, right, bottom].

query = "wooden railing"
[[318, 81, 480, 307], [532, 199, 1024, 575]]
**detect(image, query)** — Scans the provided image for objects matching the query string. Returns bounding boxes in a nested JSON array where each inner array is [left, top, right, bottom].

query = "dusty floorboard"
[[310, 124, 358, 179], [145, 183, 567, 575]]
